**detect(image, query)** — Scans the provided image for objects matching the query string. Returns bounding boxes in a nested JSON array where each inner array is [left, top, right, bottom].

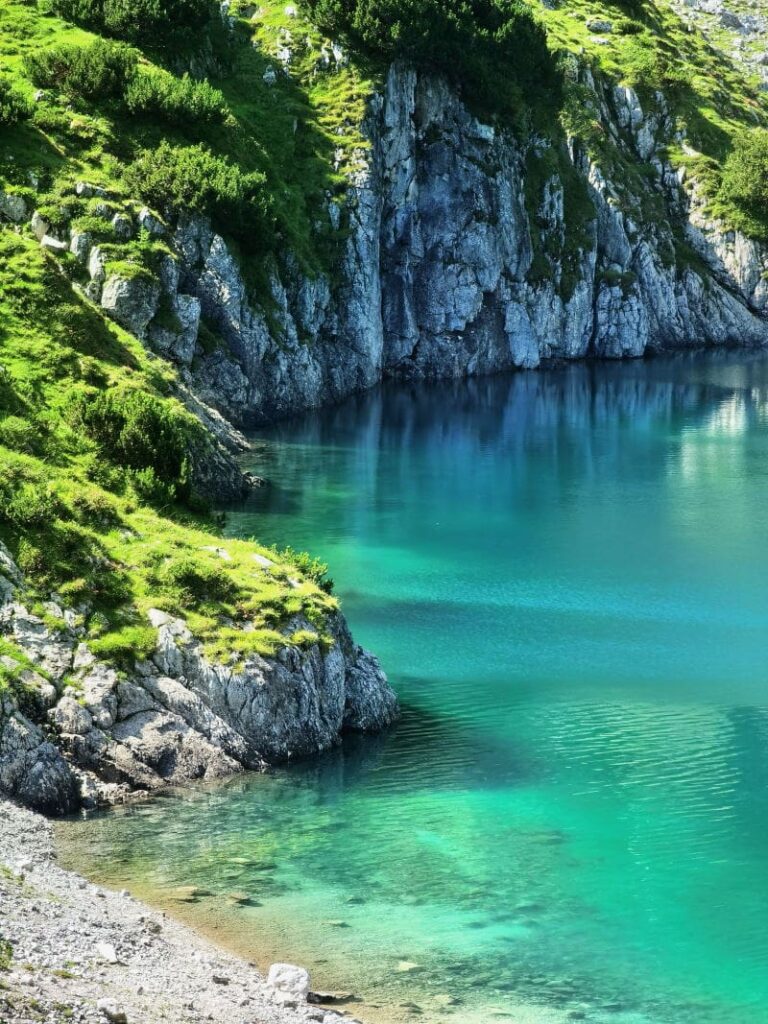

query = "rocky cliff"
[[0, 543, 398, 815], [102, 61, 765, 426], [19, 57, 766, 430]]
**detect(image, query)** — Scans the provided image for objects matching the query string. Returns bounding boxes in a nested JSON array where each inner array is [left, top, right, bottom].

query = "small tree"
[[0, 75, 32, 127]]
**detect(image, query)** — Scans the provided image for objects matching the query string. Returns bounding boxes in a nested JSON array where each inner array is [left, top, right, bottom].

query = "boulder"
[[51, 695, 93, 736], [0, 700, 80, 815], [19, 669, 57, 708], [30, 210, 49, 241], [95, 941, 119, 964], [111, 213, 133, 240], [88, 246, 107, 285], [100, 273, 161, 339], [96, 998, 127, 1023], [587, 17, 612, 31], [137, 206, 165, 237], [720, 10, 742, 28], [0, 191, 27, 224], [267, 963, 311, 1004], [40, 235, 68, 254], [76, 181, 108, 199], [69, 230, 93, 263]]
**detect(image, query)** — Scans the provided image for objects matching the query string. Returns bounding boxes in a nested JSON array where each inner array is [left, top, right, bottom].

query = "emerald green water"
[[59, 354, 768, 1024]]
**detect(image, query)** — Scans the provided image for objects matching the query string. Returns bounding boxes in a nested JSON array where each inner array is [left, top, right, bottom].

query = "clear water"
[[58, 353, 768, 1024]]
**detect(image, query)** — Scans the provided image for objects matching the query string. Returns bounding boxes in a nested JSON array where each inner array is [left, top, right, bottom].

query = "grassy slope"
[[0, 230, 337, 677], [540, 0, 766, 155], [538, 0, 768, 235], [0, 0, 367, 684], [0, 0, 371, 279]]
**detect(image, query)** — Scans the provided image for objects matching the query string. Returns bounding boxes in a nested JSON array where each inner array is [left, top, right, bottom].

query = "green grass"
[[0, 636, 51, 707], [0, 230, 337, 673], [0, 0, 371, 293], [0, 938, 12, 972]]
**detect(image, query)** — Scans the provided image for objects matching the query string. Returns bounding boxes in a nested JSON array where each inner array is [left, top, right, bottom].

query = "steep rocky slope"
[[179, 61, 768, 424], [5, 1, 762, 426]]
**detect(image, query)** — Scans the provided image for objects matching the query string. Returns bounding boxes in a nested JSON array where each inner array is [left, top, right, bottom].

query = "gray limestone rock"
[[0, 191, 27, 224], [100, 273, 161, 339], [155, 63, 766, 429], [0, 548, 398, 814]]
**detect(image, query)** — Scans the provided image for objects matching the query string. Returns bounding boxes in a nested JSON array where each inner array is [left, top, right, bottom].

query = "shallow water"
[[59, 353, 768, 1024]]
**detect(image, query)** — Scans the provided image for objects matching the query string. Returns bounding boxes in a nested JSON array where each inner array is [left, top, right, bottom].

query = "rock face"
[[0, 697, 80, 815], [22, 64, 767, 429], [156, 62, 768, 425], [0, 545, 398, 815]]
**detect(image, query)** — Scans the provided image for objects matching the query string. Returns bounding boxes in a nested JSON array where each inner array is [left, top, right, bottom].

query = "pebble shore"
[[0, 800, 354, 1024]]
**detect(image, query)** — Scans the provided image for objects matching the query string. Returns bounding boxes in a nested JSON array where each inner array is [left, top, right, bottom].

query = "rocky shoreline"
[[0, 799, 360, 1024], [0, 540, 398, 816]]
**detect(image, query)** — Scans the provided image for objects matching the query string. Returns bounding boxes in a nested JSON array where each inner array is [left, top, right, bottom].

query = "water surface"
[[59, 354, 768, 1024]]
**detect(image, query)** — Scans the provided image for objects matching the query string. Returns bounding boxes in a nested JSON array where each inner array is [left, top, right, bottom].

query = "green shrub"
[[126, 466, 177, 506], [70, 486, 122, 526], [46, 0, 213, 43], [24, 39, 138, 100], [90, 624, 157, 663], [0, 74, 32, 127], [125, 68, 229, 125], [278, 546, 334, 593], [0, 416, 43, 456], [152, 554, 234, 603], [718, 129, 768, 239], [299, 0, 560, 120], [123, 142, 274, 247], [69, 386, 204, 503], [0, 481, 61, 528]]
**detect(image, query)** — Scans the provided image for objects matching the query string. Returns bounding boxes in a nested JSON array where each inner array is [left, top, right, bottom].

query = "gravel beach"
[[0, 800, 354, 1024]]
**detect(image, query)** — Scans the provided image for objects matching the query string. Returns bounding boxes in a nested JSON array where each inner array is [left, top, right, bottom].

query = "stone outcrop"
[[161, 63, 766, 425], [0, 544, 398, 815], [0, 697, 80, 815]]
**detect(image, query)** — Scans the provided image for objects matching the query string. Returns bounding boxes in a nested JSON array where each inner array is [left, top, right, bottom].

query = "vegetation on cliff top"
[[0, 0, 368, 281], [300, 0, 562, 120]]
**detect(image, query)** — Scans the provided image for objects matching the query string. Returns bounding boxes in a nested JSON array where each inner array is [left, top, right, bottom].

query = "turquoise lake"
[[58, 353, 768, 1024]]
